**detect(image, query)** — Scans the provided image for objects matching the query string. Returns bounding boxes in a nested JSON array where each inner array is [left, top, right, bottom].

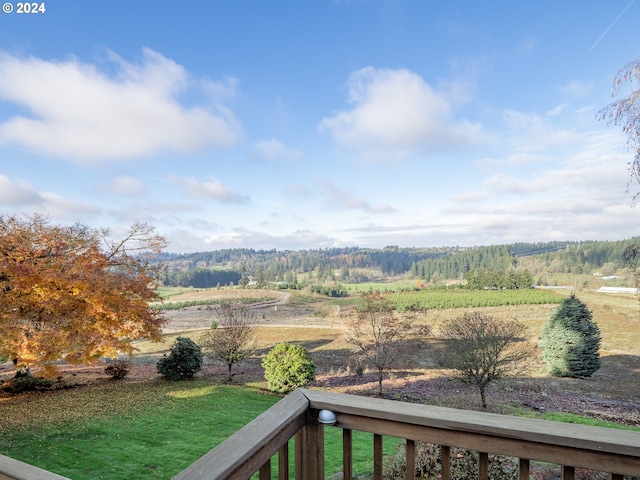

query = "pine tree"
[[539, 294, 601, 377]]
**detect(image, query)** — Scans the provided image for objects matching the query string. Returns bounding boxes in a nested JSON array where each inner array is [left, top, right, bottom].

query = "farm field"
[[344, 280, 419, 292], [388, 288, 564, 310], [134, 286, 640, 404]]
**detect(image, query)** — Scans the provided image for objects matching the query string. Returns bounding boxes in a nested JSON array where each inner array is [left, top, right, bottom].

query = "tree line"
[[152, 238, 640, 289], [464, 268, 533, 290], [162, 268, 241, 288]]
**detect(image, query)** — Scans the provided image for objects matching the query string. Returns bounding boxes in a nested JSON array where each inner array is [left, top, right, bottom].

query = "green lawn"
[[1, 381, 277, 479], [0, 380, 397, 479]]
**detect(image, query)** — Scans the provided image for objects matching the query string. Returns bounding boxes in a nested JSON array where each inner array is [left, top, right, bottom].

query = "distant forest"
[[155, 238, 639, 288]]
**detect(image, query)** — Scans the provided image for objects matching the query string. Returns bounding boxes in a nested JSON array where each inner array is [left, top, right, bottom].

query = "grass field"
[[0, 381, 398, 479], [344, 280, 419, 292], [388, 288, 564, 310]]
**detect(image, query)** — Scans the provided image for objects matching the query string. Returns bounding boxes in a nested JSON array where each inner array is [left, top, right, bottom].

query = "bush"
[[105, 360, 131, 379], [539, 294, 601, 377], [262, 342, 316, 393], [310, 284, 349, 297], [384, 442, 519, 479], [1, 376, 53, 393], [157, 337, 203, 381]]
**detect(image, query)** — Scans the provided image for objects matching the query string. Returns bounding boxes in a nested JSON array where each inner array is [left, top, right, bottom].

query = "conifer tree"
[[539, 294, 601, 377]]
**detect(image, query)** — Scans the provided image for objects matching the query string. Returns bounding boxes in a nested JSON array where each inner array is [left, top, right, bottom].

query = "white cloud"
[[249, 138, 302, 160], [283, 184, 309, 198], [38, 191, 98, 218], [195, 229, 335, 251], [107, 175, 147, 197], [0, 174, 97, 217], [169, 174, 249, 204], [561, 80, 594, 97], [0, 49, 241, 162], [321, 181, 396, 213], [545, 104, 567, 117], [502, 110, 580, 151], [0, 174, 41, 205], [319, 67, 481, 153], [453, 190, 487, 202]]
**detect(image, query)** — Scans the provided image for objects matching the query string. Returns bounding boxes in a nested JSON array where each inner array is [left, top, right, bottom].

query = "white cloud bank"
[[0, 174, 97, 218], [169, 174, 249, 204], [319, 66, 481, 153], [321, 181, 396, 213], [107, 175, 147, 197], [0, 49, 241, 162], [249, 138, 302, 160]]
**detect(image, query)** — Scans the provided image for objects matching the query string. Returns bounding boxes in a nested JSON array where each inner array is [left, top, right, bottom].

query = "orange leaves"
[[0, 215, 166, 377]]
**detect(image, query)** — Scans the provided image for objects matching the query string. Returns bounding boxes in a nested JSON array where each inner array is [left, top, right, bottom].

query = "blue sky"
[[1, 1, 640, 252]]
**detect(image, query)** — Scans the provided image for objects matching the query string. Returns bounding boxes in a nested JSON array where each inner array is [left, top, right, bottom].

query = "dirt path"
[[160, 296, 331, 333]]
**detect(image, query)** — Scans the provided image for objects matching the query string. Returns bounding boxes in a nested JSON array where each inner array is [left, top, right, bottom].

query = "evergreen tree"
[[539, 295, 601, 378]]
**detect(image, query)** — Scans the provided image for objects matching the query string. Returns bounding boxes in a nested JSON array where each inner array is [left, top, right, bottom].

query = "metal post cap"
[[317, 409, 337, 425]]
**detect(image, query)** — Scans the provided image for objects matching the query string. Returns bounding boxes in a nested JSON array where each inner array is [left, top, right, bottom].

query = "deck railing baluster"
[[259, 458, 270, 480], [441, 445, 451, 480], [278, 443, 288, 480], [405, 439, 415, 480], [295, 430, 303, 480], [479, 451, 489, 480], [518, 458, 529, 480], [373, 434, 383, 480], [343, 428, 353, 480], [562, 465, 575, 480]]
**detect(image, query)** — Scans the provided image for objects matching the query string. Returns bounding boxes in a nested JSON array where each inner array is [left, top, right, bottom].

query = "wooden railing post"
[[296, 413, 324, 480]]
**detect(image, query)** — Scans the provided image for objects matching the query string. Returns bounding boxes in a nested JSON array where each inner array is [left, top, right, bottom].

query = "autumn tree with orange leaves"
[[0, 215, 166, 377]]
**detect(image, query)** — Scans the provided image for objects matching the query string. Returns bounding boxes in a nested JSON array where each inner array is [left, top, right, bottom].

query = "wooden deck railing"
[[173, 388, 640, 480], [2, 388, 639, 479]]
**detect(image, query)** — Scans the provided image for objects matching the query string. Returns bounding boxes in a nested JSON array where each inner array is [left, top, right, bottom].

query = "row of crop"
[[149, 296, 276, 310], [389, 289, 564, 311]]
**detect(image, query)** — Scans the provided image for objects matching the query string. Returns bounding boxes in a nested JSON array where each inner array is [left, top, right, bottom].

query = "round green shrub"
[[262, 342, 316, 393], [157, 337, 203, 381]]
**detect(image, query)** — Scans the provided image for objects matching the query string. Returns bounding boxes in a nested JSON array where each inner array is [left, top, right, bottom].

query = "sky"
[[1, 1, 640, 253]]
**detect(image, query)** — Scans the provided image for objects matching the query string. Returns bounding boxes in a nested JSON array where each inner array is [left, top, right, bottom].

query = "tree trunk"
[[13, 358, 31, 378], [377, 368, 383, 395], [480, 386, 487, 409]]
